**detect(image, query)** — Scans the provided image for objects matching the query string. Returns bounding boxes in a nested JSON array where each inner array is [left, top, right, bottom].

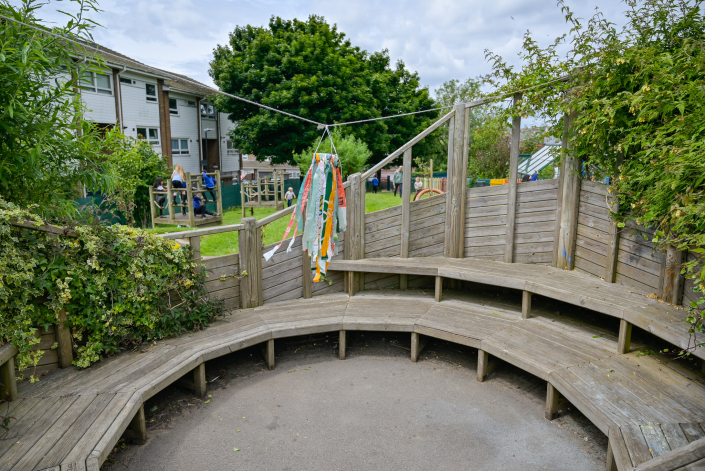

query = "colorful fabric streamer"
[[262, 153, 346, 282]]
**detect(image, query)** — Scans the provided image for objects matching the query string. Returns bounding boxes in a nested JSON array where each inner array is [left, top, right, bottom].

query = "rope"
[[1, 13, 574, 131]]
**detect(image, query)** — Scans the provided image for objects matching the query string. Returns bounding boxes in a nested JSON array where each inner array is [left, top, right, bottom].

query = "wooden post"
[[129, 404, 147, 444], [521, 290, 532, 319], [605, 195, 620, 283], [444, 104, 469, 258], [618, 319, 632, 355], [215, 170, 222, 216], [435, 276, 443, 302], [477, 349, 494, 382], [148, 186, 157, 228], [193, 362, 206, 397], [273, 172, 279, 209], [401, 147, 412, 259], [167, 178, 175, 221], [190, 236, 201, 268], [410, 332, 427, 362], [302, 252, 312, 299], [505, 93, 522, 263], [264, 339, 275, 370], [345, 174, 363, 295], [555, 109, 581, 270], [240, 177, 246, 218], [56, 309, 73, 368], [339, 330, 346, 360], [0, 353, 18, 402], [185, 172, 195, 227], [663, 245, 685, 305], [239, 218, 261, 308], [545, 383, 566, 420]]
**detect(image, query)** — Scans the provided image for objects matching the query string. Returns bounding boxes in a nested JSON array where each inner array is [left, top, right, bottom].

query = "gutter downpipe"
[[116, 65, 126, 131]]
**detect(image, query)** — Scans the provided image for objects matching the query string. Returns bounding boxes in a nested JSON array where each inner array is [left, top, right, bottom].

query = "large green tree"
[[209, 15, 437, 167], [0, 0, 115, 218]]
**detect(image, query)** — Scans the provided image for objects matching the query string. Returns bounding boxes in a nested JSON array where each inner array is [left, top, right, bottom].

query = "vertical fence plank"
[[504, 93, 522, 263], [239, 218, 261, 308], [167, 178, 175, 221], [346, 174, 362, 295], [401, 148, 412, 258], [56, 309, 73, 368], [186, 173, 195, 228], [148, 186, 157, 229]]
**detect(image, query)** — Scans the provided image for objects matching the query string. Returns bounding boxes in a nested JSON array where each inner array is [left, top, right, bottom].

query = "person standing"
[[285, 187, 295, 207], [393, 166, 403, 197], [414, 176, 423, 196], [371, 176, 379, 194]]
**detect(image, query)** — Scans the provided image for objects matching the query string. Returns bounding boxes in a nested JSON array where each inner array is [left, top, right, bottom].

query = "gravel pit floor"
[[102, 331, 606, 471]]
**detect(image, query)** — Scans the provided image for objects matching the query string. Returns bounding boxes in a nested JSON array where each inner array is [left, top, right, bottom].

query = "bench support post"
[[400, 274, 408, 290], [129, 404, 147, 444], [193, 362, 206, 397], [618, 319, 632, 355], [339, 330, 346, 360], [477, 349, 494, 382], [410, 333, 427, 362], [545, 383, 567, 420], [522, 291, 532, 319], [435, 276, 443, 302], [0, 356, 18, 402], [56, 308, 73, 368], [263, 339, 275, 370]]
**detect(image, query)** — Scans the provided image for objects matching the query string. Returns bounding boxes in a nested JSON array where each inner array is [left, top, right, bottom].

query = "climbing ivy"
[[482, 0, 705, 351], [0, 200, 223, 379]]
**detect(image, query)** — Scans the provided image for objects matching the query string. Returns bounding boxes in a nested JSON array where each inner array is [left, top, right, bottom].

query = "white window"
[[120, 77, 135, 85], [200, 104, 215, 119], [226, 139, 239, 154], [171, 138, 189, 155], [169, 98, 178, 115], [80, 72, 112, 95], [186, 100, 196, 106], [146, 83, 157, 103], [136, 127, 159, 146]]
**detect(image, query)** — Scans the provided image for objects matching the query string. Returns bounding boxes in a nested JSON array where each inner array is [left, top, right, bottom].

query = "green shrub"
[[0, 200, 223, 379]]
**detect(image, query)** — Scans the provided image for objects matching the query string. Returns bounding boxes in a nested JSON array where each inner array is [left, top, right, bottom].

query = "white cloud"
[[27, 0, 628, 93]]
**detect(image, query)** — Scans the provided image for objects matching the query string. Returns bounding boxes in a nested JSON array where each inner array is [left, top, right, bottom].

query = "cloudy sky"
[[29, 0, 629, 96]]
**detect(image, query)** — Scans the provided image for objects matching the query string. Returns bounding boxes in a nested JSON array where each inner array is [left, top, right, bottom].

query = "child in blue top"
[[202, 171, 217, 202], [193, 189, 217, 218], [372, 176, 379, 194]]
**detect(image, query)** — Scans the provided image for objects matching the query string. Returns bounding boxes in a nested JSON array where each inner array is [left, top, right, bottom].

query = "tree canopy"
[[209, 15, 437, 167], [0, 0, 115, 218]]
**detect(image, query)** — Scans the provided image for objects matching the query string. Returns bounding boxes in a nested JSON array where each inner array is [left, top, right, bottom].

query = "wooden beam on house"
[[504, 93, 522, 263]]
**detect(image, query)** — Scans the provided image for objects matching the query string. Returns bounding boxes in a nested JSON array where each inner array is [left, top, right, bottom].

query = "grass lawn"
[[147, 191, 403, 257]]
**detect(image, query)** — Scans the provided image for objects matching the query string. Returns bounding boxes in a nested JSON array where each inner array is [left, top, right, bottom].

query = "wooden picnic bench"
[[2, 284, 705, 470]]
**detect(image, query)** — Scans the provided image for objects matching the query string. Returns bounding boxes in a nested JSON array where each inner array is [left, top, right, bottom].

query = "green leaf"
[[233, 448, 240, 451]]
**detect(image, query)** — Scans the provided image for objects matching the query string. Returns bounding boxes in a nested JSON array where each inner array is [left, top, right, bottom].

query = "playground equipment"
[[240, 171, 285, 217], [414, 159, 446, 201], [149, 171, 223, 228]]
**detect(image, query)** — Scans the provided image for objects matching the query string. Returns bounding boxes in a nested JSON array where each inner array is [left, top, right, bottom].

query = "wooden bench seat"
[[327, 257, 698, 361], [4, 291, 705, 471]]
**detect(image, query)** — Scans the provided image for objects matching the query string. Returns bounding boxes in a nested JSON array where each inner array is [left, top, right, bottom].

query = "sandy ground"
[[103, 332, 606, 471]]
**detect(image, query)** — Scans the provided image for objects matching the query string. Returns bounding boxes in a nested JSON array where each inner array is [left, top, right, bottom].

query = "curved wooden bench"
[[328, 257, 698, 361], [3, 291, 705, 471]]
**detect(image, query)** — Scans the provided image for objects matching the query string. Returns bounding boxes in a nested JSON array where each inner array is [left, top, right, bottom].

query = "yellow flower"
[[171, 242, 181, 250]]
